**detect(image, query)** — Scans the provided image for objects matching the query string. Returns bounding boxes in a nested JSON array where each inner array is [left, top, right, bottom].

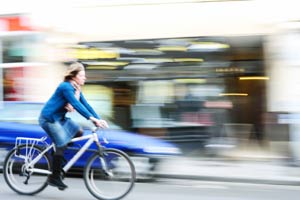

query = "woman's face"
[[73, 70, 86, 86]]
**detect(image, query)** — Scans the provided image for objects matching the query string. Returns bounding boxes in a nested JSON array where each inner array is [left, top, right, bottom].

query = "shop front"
[[62, 35, 267, 153]]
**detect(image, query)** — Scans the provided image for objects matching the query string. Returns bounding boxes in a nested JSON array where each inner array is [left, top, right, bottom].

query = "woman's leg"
[[48, 146, 68, 190]]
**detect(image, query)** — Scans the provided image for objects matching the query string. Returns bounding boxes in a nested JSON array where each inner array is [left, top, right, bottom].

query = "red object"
[[0, 15, 33, 31], [181, 112, 214, 126]]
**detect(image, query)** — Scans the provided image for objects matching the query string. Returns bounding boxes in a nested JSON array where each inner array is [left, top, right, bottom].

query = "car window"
[[0, 102, 42, 124], [0, 101, 121, 130], [66, 111, 121, 130]]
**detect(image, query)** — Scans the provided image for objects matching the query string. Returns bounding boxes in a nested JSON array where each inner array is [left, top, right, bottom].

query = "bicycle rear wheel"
[[3, 144, 51, 195], [84, 148, 136, 200]]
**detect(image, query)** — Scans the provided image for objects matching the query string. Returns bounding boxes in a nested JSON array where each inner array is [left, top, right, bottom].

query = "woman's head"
[[64, 62, 86, 85]]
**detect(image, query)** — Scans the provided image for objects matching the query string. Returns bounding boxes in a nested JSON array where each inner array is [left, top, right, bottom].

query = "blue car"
[[0, 101, 181, 179]]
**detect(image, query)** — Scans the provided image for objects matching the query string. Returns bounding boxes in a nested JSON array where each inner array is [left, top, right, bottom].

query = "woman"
[[39, 62, 108, 190]]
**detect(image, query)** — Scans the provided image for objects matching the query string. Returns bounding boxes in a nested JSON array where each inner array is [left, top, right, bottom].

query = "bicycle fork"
[[93, 133, 113, 178]]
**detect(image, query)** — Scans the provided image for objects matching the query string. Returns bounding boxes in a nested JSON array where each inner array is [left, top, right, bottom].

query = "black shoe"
[[47, 175, 68, 190]]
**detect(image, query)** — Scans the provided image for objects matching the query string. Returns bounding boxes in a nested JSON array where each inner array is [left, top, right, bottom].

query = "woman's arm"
[[62, 83, 93, 119], [79, 93, 100, 119]]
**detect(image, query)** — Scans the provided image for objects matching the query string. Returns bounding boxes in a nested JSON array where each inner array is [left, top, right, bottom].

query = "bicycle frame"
[[6, 129, 136, 200], [19, 131, 104, 175]]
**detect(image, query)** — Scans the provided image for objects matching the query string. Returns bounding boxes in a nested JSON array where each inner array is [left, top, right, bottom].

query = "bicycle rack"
[[14, 136, 49, 158]]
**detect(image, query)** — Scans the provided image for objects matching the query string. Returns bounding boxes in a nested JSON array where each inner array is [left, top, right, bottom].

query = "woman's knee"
[[74, 129, 83, 138]]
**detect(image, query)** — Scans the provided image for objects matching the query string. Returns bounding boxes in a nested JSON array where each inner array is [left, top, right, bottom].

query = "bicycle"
[[3, 127, 136, 200]]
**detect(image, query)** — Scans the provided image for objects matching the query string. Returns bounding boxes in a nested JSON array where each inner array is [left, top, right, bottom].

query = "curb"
[[154, 173, 300, 186]]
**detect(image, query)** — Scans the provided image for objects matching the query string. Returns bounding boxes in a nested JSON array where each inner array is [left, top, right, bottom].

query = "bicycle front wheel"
[[3, 144, 51, 195], [84, 148, 136, 200]]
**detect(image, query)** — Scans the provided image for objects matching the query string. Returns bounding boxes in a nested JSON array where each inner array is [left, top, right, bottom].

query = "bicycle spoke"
[[84, 149, 136, 200], [3, 145, 51, 195]]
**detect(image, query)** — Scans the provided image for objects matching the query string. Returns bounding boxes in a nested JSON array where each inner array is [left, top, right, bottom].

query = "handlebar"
[[91, 126, 109, 144]]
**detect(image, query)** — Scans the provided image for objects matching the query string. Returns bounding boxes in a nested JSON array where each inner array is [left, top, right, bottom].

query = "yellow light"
[[219, 93, 248, 96], [190, 42, 230, 49], [86, 65, 118, 70], [85, 61, 128, 66], [239, 76, 270, 80], [67, 48, 119, 59], [143, 58, 204, 63], [175, 79, 206, 84], [173, 58, 204, 62], [157, 46, 187, 52]]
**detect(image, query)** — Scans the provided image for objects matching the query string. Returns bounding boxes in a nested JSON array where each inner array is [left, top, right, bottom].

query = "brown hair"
[[64, 62, 85, 81]]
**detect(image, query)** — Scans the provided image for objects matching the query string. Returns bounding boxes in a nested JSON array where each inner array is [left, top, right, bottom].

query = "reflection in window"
[[2, 36, 36, 63], [3, 40, 24, 63]]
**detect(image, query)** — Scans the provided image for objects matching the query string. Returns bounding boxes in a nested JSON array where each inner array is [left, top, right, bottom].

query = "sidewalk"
[[155, 145, 300, 185]]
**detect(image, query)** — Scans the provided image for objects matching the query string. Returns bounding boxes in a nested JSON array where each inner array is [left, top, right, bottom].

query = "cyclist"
[[38, 62, 108, 190]]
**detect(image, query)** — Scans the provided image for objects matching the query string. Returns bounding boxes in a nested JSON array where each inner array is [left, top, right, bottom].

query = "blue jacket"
[[40, 81, 100, 122]]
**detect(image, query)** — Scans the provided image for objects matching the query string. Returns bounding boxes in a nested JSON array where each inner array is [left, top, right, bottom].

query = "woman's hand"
[[90, 117, 109, 128], [65, 103, 75, 112], [97, 119, 109, 128]]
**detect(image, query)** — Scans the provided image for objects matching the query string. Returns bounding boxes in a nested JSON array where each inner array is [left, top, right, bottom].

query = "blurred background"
[[1, 0, 300, 188]]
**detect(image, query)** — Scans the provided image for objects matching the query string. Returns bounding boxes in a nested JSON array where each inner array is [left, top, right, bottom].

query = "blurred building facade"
[[1, 0, 300, 158]]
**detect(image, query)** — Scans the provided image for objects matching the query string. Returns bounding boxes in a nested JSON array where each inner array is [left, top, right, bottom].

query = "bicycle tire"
[[3, 144, 51, 195], [84, 148, 136, 200]]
